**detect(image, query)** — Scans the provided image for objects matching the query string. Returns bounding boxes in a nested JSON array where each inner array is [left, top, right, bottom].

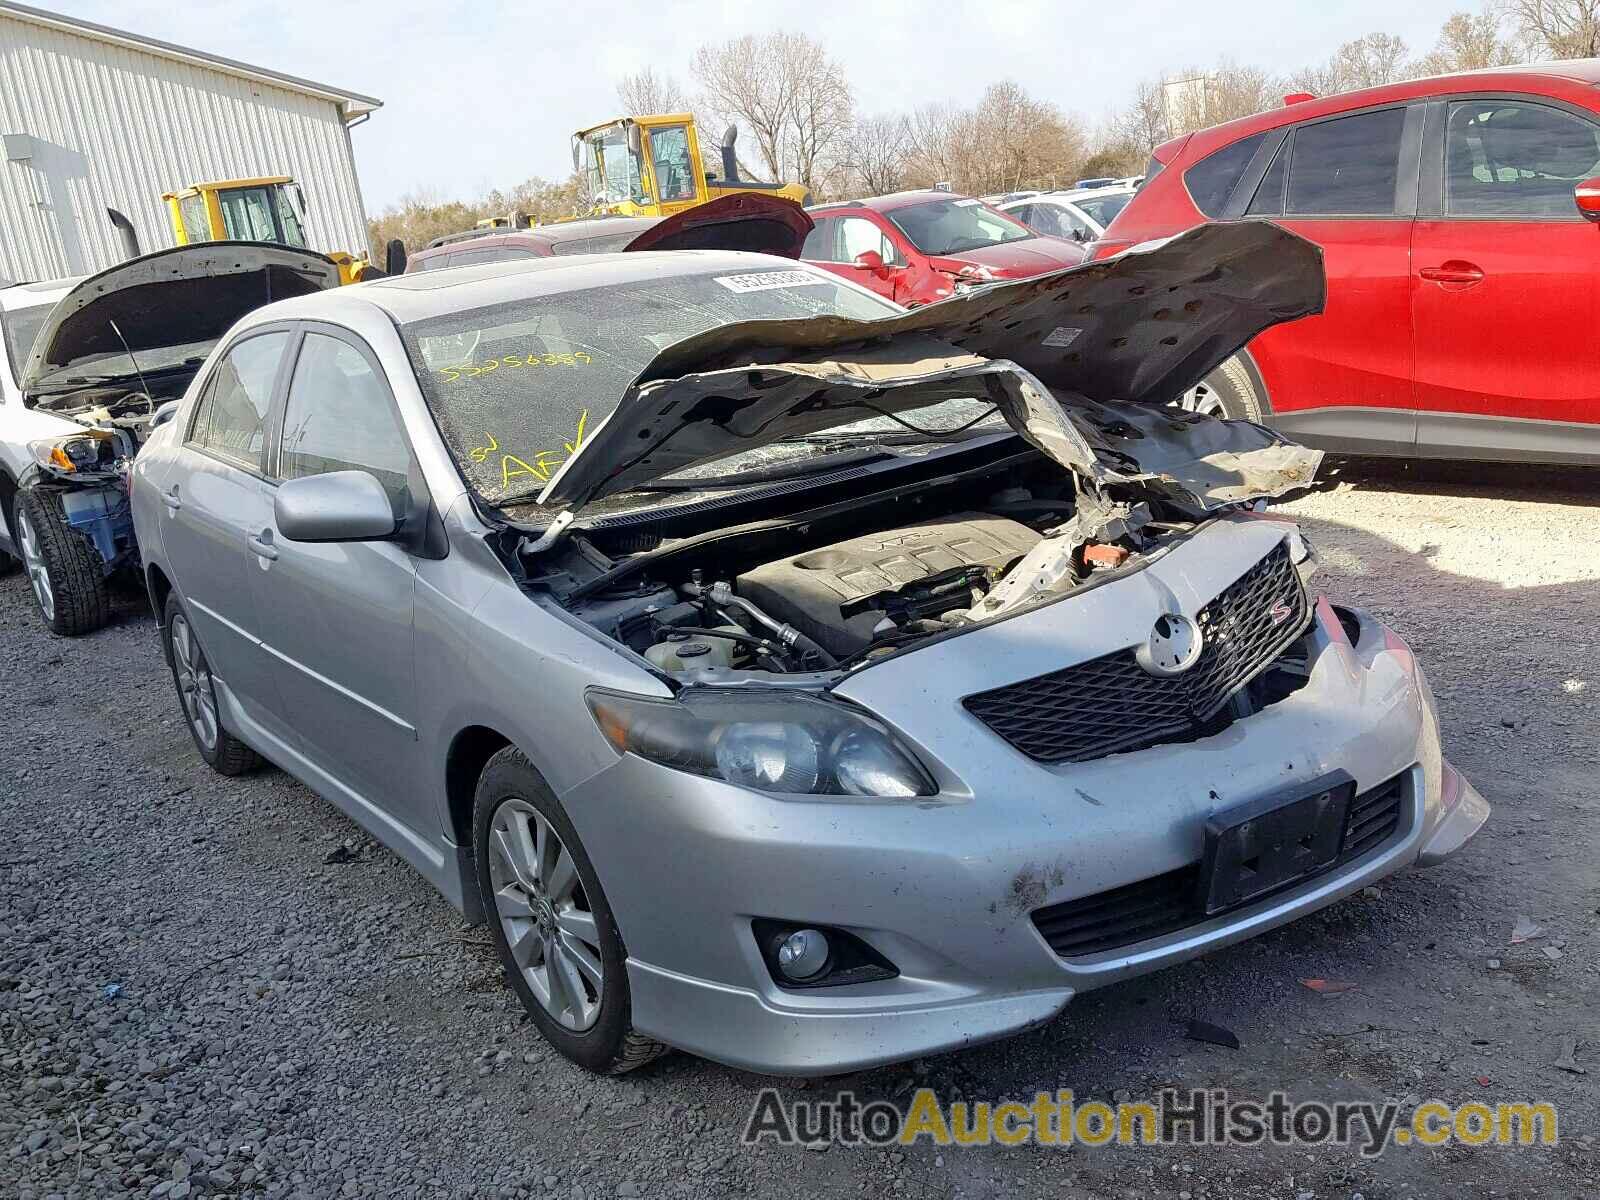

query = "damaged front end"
[[508, 222, 1325, 688]]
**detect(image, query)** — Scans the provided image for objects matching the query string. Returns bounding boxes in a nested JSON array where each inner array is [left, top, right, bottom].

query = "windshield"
[[402, 268, 899, 506], [2, 302, 55, 387], [581, 126, 649, 209], [1074, 192, 1131, 227], [887, 198, 1035, 255]]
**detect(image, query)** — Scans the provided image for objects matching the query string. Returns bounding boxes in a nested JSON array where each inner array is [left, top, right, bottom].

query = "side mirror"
[[853, 249, 891, 279], [151, 399, 180, 430], [385, 238, 408, 275], [275, 471, 397, 543], [1576, 178, 1600, 221]]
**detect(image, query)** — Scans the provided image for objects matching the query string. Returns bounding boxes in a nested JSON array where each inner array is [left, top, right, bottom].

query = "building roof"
[[0, 2, 382, 121]]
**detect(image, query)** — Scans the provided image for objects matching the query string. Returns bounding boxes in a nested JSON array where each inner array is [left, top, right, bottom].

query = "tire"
[[15, 489, 110, 636], [1175, 353, 1269, 423], [162, 591, 262, 776], [473, 747, 667, 1075]]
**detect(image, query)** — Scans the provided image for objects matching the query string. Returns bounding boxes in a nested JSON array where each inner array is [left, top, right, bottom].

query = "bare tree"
[[782, 34, 854, 193], [1417, 10, 1521, 73], [1161, 61, 1280, 135], [841, 113, 911, 195], [1513, 0, 1600, 56], [692, 35, 794, 181], [903, 103, 960, 186], [1333, 32, 1413, 89], [1113, 79, 1171, 157], [616, 67, 686, 116]]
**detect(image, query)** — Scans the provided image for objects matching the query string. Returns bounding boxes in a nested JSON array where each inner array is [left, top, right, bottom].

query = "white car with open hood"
[[0, 243, 341, 634], [129, 224, 1489, 1076]]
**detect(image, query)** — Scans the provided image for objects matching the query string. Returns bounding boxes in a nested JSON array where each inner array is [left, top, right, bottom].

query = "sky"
[[50, 0, 1478, 213]]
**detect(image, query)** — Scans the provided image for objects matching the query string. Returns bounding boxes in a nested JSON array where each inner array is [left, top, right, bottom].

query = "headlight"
[[28, 433, 115, 474], [587, 689, 935, 797]]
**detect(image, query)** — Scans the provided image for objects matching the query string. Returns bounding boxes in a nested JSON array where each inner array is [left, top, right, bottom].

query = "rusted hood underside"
[[539, 221, 1326, 513]]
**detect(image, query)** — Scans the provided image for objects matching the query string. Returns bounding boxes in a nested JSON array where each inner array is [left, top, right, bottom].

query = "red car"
[[802, 191, 1086, 306], [1097, 62, 1600, 464]]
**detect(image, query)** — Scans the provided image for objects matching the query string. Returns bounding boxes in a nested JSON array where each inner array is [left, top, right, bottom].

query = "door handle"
[[1419, 261, 1484, 285], [247, 529, 278, 562], [161, 485, 181, 512]]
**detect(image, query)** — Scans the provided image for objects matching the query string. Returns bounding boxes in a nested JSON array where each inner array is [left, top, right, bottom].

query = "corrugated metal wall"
[[0, 11, 370, 284]]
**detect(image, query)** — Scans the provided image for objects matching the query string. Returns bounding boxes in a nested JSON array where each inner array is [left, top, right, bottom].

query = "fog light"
[[776, 928, 830, 980]]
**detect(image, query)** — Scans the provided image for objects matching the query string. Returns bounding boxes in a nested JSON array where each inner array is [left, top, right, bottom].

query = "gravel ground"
[[2, 459, 1596, 1199]]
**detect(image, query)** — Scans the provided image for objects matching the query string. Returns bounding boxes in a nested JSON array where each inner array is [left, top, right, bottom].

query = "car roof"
[[237, 250, 822, 328], [810, 190, 976, 215], [1180, 59, 1600, 158], [1021, 186, 1137, 206]]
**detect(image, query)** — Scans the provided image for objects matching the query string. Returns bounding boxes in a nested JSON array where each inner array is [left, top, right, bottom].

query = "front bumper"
[[563, 582, 1488, 1076]]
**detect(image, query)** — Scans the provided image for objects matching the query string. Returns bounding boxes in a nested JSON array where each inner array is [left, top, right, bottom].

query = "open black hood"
[[21, 242, 341, 400]]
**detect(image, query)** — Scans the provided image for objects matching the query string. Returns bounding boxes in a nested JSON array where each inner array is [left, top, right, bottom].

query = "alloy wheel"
[[1174, 380, 1225, 417], [487, 798, 604, 1031], [15, 507, 54, 624], [170, 612, 219, 753]]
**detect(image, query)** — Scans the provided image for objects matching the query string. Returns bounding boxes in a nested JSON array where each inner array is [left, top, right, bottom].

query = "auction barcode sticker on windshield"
[[713, 270, 827, 293]]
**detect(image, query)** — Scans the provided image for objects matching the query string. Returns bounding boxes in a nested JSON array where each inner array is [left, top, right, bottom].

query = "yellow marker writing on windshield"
[[497, 410, 592, 492], [438, 350, 593, 384]]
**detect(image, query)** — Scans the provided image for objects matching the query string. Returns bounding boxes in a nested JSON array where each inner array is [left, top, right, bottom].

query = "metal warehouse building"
[[0, 1, 379, 283]]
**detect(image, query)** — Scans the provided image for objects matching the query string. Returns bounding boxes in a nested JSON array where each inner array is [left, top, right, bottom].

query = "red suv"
[[1098, 62, 1600, 464], [802, 191, 1086, 307]]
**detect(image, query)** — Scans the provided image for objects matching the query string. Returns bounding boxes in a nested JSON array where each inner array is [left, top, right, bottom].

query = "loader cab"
[[164, 177, 310, 249], [573, 115, 707, 218]]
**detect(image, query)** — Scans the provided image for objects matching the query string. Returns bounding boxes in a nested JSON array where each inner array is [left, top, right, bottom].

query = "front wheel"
[[473, 747, 666, 1074], [1173, 354, 1269, 422], [15, 489, 110, 636]]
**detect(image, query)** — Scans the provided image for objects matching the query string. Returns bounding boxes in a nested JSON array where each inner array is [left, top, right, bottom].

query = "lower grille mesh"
[[1032, 773, 1409, 958]]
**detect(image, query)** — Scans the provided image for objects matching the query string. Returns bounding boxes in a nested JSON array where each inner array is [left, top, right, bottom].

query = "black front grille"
[[964, 541, 1308, 764], [1031, 773, 1410, 958]]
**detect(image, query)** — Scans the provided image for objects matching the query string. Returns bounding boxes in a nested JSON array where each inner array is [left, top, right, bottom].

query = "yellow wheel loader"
[[571, 115, 811, 219], [163, 177, 378, 284]]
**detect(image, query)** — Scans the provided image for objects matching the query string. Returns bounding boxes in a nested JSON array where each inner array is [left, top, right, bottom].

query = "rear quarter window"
[[1184, 131, 1271, 217]]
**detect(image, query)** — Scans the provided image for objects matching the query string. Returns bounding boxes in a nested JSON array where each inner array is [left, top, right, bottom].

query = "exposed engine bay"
[[514, 448, 1217, 680], [499, 221, 1329, 682]]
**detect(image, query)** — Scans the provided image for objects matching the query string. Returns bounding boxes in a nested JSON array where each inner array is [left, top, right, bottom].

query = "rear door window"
[[1286, 108, 1407, 216], [1246, 138, 1290, 215], [1184, 132, 1271, 217], [1443, 99, 1600, 217], [801, 218, 839, 262], [190, 332, 290, 473]]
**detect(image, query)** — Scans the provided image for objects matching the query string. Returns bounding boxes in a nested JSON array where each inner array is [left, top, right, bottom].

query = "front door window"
[[218, 187, 283, 243], [648, 125, 696, 202]]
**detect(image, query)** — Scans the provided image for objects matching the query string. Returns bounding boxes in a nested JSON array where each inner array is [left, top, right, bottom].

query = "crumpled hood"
[[538, 221, 1325, 513], [21, 242, 341, 402], [624, 193, 812, 258]]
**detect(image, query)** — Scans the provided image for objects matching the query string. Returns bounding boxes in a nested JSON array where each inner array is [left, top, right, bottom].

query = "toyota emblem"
[[1135, 612, 1205, 677]]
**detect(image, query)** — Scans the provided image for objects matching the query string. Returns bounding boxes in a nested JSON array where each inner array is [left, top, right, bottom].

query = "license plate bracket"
[[1200, 772, 1354, 914]]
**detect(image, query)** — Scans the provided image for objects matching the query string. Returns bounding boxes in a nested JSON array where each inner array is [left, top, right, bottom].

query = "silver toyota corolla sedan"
[[130, 225, 1489, 1076]]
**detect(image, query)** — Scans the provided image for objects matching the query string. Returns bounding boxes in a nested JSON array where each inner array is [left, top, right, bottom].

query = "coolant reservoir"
[[645, 630, 739, 672]]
